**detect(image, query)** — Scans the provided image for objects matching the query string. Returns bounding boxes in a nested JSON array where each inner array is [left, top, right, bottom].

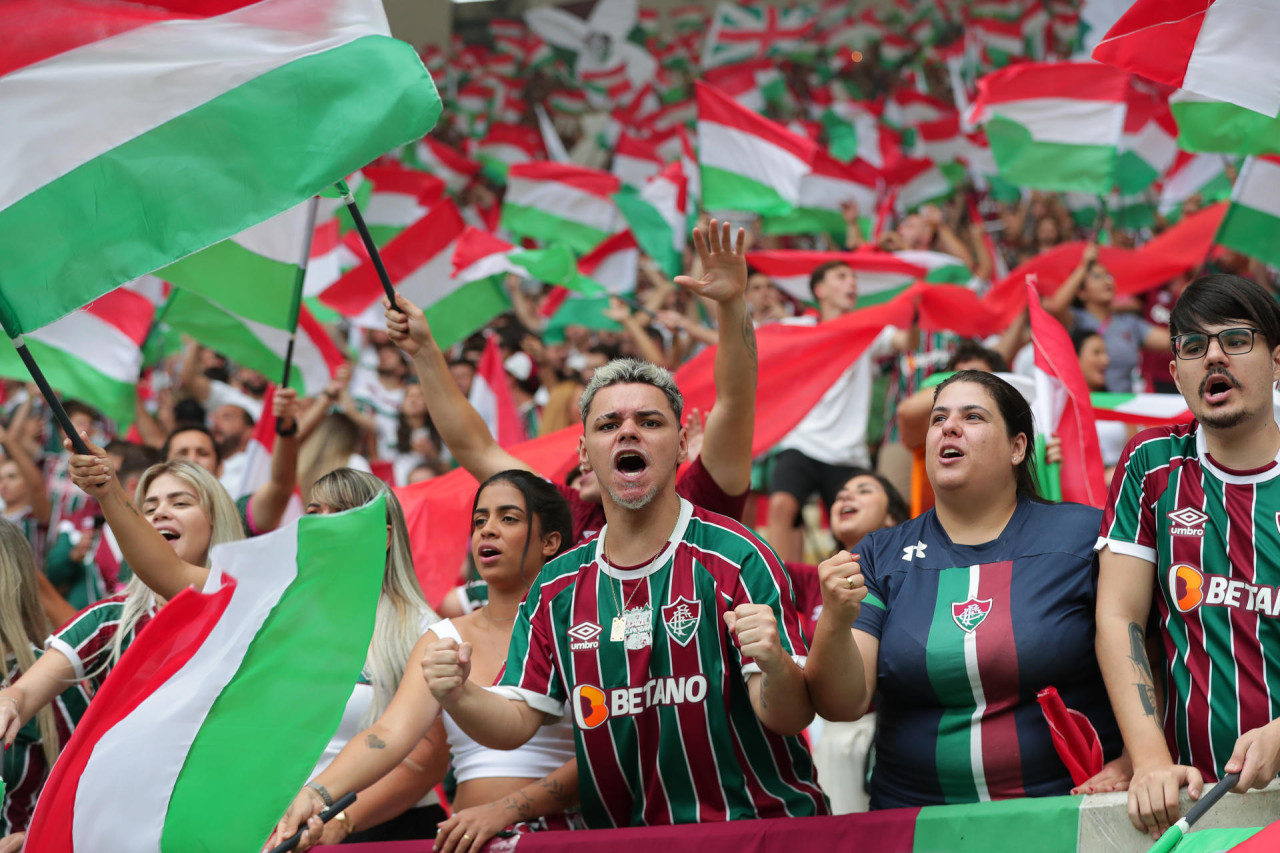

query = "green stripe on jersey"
[[1198, 474, 1240, 770], [926, 566, 979, 803]]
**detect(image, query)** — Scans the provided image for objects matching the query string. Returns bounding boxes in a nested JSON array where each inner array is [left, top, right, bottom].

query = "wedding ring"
[[846, 576, 856, 589], [462, 834, 474, 842]]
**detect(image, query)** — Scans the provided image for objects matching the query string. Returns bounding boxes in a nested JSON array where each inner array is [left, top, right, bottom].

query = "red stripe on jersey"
[[974, 561, 1025, 799], [725, 712, 783, 817], [619, 577, 675, 828], [514, 572, 577, 697], [1168, 466, 1215, 773], [1225, 484, 1270, 735], [668, 549, 729, 821], [567, 566, 634, 829]]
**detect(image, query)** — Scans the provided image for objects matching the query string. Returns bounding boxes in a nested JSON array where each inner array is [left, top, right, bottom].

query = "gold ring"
[[846, 576, 856, 589], [462, 834, 474, 842]]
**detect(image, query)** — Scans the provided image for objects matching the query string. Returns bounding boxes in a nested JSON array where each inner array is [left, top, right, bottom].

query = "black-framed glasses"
[[1172, 327, 1260, 360]]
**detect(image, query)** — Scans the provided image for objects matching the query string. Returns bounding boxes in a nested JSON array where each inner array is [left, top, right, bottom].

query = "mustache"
[[1198, 368, 1239, 396]]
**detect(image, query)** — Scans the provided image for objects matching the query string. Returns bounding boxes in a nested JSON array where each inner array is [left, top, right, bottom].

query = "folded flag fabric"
[[1170, 90, 1280, 157], [1090, 392, 1192, 426], [25, 497, 388, 853], [472, 334, 527, 449], [320, 199, 468, 331], [159, 292, 342, 398], [1092, 0, 1280, 119], [1215, 155, 1280, 270], [0, 0, 441, 338], [745, 249, 967, 304], [1117, 97, 1179, 195], [473, 122, 544, 183], [696, 81, 817, 216], [611, 133, 665, 189], [886, 157, 956, 213], [501, 162, 624, 255], [0, 288, 153, 426], [1158, 152, 1234, 221], [763, 149, 878, 242], [969, 62, 1131, 194]]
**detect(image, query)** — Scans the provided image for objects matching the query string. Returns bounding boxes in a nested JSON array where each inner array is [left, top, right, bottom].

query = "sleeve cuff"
[[742, 654, 807, 677], [1096, 537, 1157, 564], [488, 685, 566, 721], [45, 636, 86, 681]]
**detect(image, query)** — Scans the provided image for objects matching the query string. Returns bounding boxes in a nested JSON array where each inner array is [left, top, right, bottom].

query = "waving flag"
[[1116, 98, 1179, 195], [0, 288, 153, 426], [614, 161, 689, 277], [611, 133, 666, 189], [1170, 90, 1280, 156], [696, 82, 817, 216], [354, 165, 446, 246], [0, 0, 441, 339], [970, 62, 1130, 194], [27, 498, 387, 853], [1092, 0, 1280, 119], [1158, 152, 1233, 221], [701, 2, 816, 69], [473, 122, 544, 183], [763, 150, 878, 242], [1216, 155, 1280, 269], [746, 249, 967, 305], [501, 162, 624, 255]]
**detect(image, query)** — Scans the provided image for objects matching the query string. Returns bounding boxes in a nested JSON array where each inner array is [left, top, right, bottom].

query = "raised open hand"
[[674, 219, 747, 304]]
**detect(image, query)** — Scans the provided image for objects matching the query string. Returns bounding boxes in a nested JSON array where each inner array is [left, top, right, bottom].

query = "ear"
[[541, 530, 562, 558], [676, 423, 688, 466], [1270, 344, 1280, 383], [1169, 357, 1183, 396], [1011, 432, 1028, 466], [577, 434, 591, 472], [386, 523, 393, 551]]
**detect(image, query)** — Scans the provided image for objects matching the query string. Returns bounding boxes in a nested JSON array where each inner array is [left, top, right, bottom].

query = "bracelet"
[[333, 810, 356, 836], [304, 781, 334, 808], [0, 696, 18, 711]]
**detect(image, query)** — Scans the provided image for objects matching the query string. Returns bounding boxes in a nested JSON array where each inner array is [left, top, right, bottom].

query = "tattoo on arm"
[[365, 732, 387, 749], [538, 776, 571, 804], [740, 312, 758, 363], [503, 791, 536, 822], [760, 674, 769, 710], [1127, 621, 1158, 720]]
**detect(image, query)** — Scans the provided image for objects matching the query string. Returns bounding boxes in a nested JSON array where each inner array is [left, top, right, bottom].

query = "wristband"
[[274, 418, 298, 438], [305, 781, 334, 808]]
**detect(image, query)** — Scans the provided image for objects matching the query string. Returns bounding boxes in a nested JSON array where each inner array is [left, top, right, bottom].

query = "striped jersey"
[[1099, 422, 1280, 779], [2, 647, 90, 835], [853, 498, 1121, 808], [44, 594, 154, 692], [494, 498, 828, 827]]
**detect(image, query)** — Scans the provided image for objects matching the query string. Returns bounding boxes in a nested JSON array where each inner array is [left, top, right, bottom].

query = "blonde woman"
[[297, 412, 368, 504], [0, 518, 90, 843]]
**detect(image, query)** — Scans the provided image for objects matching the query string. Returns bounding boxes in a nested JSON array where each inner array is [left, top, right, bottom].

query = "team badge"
[[661, 596, 701, 647], [952, 598, 992, 632]]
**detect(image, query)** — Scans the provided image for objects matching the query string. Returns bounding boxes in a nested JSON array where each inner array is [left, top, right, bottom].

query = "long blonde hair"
[[309, 468, 435, 724], [298, 412, 363, 504], [95, 460, 245, 678], [0, 518, 58, 766]]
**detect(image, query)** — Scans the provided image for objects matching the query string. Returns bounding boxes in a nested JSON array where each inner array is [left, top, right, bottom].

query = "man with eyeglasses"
[[1095, 274, 1280, 841]]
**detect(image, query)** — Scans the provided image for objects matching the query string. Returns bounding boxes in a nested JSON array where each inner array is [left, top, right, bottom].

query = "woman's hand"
[[433, 802, 513, 853], [262, 788, 325, 852], [0, 831, 26, 853], [64, 434, 113, 498], [0, 693, 23, 748], [817, 550, 868, 628], [384, 293, 435, 357], [1072, 752, 1133, 795]]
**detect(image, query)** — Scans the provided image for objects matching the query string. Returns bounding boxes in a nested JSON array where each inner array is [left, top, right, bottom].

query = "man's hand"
[[1127, 762, 1204, 839], [674, 219, 747, 304], [422, 638, 473, 707], [817, 550, 868, 628], [384, 293, 436, 357], [1224, 718, 1280, 793], [273, 387, 299, 433], [684, 408, 705, 462], [723, 604, 787, 672], [840, 200, 860, 225]]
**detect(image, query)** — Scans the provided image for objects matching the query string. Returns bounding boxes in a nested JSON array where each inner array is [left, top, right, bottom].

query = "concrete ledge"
[[1078, 779, 1280, 852]]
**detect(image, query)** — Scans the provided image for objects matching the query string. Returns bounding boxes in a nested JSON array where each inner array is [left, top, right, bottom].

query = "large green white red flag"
[[763, 149, 878, 242], [696, 81, 818, 215], [0, 288, 153, 426], [0, 0, 441, 339], [1215, 155, 1280, 270], [25, 497, 388, 853], [1169, 90, 1280, 156], [320, 200, 468, 329], [407, 137, 481, 195], [352, 165, 446, 246], [500, 162, 624, 255], [614, 161, 689, 277], [1092, 0, 1280, 119], [1116, 97, 1179, 195], [1158, 152, 1234, 221], [969, 62, 1130, 194], [745, 249, 968, 304]]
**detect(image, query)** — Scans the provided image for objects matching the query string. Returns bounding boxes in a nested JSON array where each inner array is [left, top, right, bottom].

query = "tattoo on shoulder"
[[365, 733, 387, 749], [1127, 621, 1158, 719]]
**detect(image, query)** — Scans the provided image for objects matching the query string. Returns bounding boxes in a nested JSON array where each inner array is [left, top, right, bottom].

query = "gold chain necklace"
[[602, 533, 659, 642]]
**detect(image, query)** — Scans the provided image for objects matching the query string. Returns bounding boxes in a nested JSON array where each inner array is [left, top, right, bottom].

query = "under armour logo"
[[902, 541, 927, 561]]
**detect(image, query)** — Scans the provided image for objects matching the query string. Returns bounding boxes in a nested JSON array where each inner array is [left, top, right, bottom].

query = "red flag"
[[476, 334, 527, 448], [1036, 686, 1103, 787], [1028, 281, 1107, 507]]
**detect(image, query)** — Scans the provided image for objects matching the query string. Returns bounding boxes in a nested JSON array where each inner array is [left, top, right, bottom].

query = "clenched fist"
[[422, 638, 473, 706], [817, 550, 868, 627], [723, 604, 786, 673]]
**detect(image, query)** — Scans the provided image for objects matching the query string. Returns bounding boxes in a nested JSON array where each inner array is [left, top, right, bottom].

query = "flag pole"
[[281, 196, 320, 391], [7, 336, 91, 454], [335, 179, 397, 304]]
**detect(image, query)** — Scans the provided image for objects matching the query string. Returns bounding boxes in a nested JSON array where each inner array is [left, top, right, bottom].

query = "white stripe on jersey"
[[963, 564, 991, 802]]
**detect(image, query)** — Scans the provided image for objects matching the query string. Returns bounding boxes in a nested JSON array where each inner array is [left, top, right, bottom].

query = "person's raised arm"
[[1045, 244, 1097, 328], [434, 758, 580, 853], [422, 636, 546, 750], [1096, 546, 1198, 840], [267, 628, 448, 851], [674, 220, 754, 496], [0, 646, 79, 749], [842, 200, 865, 250], [247, 388, 300, 534], [1143, 325, 1172, 353], [0, 422, 51, 526], [506, 274, 546, 335], [133, 390, 167, 449], [896, 387, 937, 451], [65, 434, 208, 599], [724, 603, 814, 735], [178, 340, 212, 404], [384, 295, 529, 484], [605, 298, 669, 367], [803, 550, 878, 721], [969, 220, 995, 283]]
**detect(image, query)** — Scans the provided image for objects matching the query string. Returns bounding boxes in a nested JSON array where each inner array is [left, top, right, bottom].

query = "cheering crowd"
[[4, 2, 1280, 851]]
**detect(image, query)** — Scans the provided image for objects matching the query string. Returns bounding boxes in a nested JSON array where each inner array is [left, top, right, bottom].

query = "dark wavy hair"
[[472, 470, 574, 581], [1170, 273, 1280, 352], [933, 370, 1042, 501]]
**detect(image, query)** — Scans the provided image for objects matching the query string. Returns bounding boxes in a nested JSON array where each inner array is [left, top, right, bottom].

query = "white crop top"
[[433, 619, 577, 783]]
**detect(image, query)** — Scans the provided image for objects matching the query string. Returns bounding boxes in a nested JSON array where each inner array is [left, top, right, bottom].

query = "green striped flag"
[[1170, 90, 1280, 156], [0, 0, 441, 339], [26, 497, 389, 852], [1215, 155, 1280, 269]]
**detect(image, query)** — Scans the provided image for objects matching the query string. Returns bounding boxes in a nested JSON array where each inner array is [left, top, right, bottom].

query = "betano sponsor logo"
[[571, 675, 709, 730], [1169, 563, 1280, 617]]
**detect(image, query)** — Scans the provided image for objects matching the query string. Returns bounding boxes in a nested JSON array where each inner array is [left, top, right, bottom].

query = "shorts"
[[768, 449, 869, 527]]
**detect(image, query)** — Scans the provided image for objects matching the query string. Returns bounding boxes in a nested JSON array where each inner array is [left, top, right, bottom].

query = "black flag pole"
[[8, 335, 91, 454], [281, 196, 320, 391], [335, 179, 398, 304]]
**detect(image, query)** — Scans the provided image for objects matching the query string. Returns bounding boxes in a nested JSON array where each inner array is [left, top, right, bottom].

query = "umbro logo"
[[1168, 507, 1208, 538], [568, 621, 602, 651]]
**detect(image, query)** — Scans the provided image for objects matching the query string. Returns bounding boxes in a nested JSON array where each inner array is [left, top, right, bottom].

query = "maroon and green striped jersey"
[[44, 593, 153, 692], [1100, 422, 1280, 780], [494, 499, 828, 828]]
